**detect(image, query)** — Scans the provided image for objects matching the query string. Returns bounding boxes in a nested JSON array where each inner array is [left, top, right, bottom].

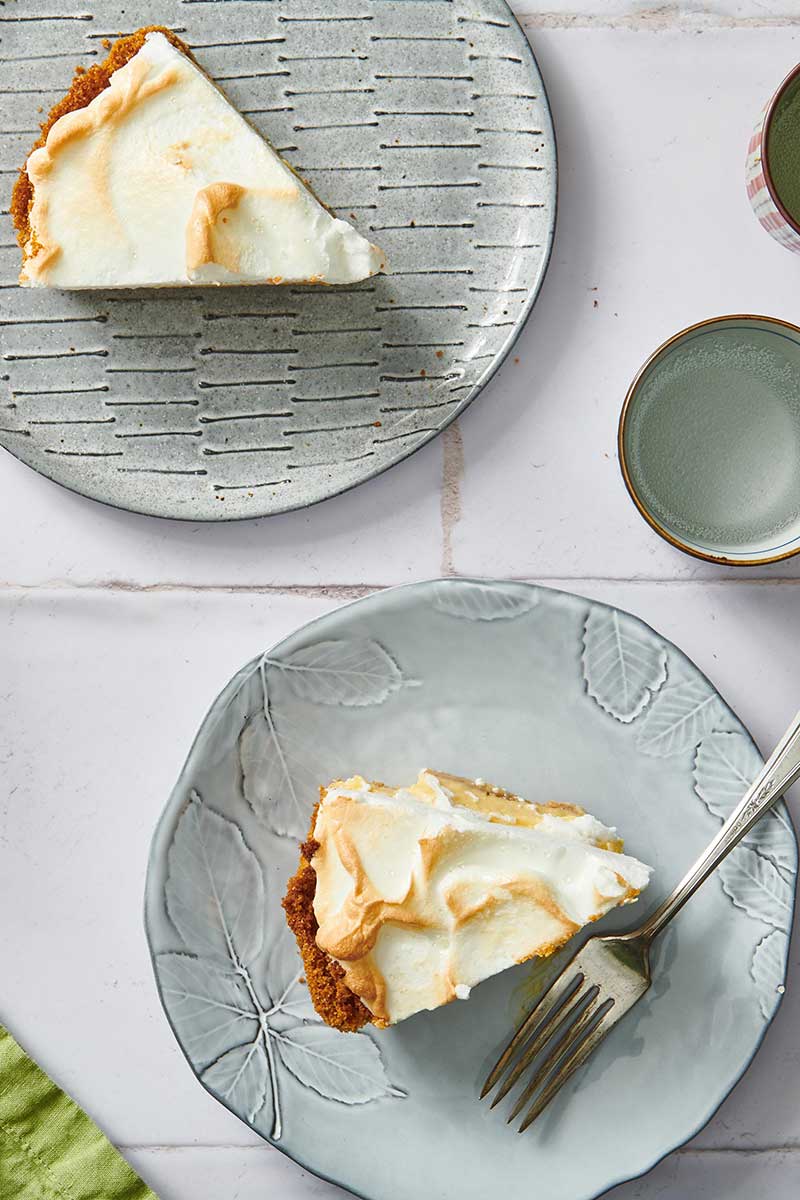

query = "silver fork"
[[481, 710, 800, 1132]]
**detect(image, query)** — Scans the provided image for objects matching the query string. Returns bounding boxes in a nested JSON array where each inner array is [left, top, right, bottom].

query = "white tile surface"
[[127, 1145, 351, 1200], [453, 27, 800, 581], [0, 591, 332, 1148], [1, 584, 799, 1157], [606, 1151, 800, 1200], [513, 1, 800, 24], [3, 5, 800, 1200], [123, 1147, 800, 1200], [0, 437, 444, 588]]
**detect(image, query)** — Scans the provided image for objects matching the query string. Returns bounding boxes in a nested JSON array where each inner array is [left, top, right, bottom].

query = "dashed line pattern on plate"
[[0, 0, 555, 518]]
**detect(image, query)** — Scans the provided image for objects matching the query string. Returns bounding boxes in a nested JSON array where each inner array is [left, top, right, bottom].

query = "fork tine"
[[517, 1000, 616, 1133], [490, 977, 594, 1110], [480, 968, 582, 1101], [506, 986, 601, 1122]]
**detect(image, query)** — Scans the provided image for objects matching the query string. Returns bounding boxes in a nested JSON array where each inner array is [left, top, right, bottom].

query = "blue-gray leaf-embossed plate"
[[145, 579, 797, 1200]]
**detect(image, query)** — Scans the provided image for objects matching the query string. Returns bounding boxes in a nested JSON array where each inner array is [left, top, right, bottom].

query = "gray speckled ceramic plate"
[[0, 0, 555, 519], [145, 579, 796, 1200]]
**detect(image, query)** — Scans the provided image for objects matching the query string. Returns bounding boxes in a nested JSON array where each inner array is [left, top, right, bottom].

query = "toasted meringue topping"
[[310, 771, 651, 1026], [20, 31, 384, 288]]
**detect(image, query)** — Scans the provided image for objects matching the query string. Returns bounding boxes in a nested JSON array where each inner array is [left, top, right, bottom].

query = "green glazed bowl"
[[619, 314, 800, 565]]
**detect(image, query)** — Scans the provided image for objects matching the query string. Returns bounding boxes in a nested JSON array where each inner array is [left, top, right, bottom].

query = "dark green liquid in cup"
[[767, 75, 800, 227]]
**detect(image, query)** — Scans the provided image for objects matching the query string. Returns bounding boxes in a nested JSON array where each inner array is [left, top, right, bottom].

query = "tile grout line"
[[5, 576, 800, 594], [118, 1143, 800, 1154], [515, 7, 800, 31], [440, 420, 465, 576], [0, 581, 384, 598]]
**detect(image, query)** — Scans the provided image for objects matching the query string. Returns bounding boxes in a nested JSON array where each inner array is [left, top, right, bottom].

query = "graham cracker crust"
[[282, 808, 373, 1033]]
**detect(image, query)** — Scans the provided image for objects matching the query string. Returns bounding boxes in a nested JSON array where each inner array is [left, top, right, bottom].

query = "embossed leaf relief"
[[692, 731, 795, 1017], [719, 844, 794, 933], [240, 704, 319, 841], [202, 1041, 270, 1126], [432, 580, 539, 621], [206, 663, 260, 768], [582, 608, 667, 723], [634, 679, 728, 758], [750, 929, 790, 1019], [694, 732, 796, 876], [275, 1024, 403, 1104], [158, 793, 401, 1141], [265, 927, 318, 1023], [240, 639, 406, 839], [264, 639, 404, 707], [158, 954, 258, 1068], [165, 794, 264, 968]]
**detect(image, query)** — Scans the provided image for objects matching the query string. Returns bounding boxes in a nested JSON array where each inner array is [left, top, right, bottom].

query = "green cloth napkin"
[[0, 1024, 158, 1200]]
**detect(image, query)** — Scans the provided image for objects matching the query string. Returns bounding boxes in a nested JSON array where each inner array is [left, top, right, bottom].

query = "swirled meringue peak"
[[308, 771, 651, 1027], [19, 31, 385, 289]]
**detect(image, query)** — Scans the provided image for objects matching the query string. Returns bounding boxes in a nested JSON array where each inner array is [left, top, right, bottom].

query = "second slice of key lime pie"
[[12, 27, 385, 289], [283, 771, 651, 1030]]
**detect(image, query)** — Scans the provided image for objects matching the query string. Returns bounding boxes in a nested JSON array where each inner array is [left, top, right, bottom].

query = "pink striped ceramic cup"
[[746, 62, 800, 252]]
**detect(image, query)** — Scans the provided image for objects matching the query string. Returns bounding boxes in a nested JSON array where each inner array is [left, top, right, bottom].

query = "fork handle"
[[634, 710, 800, 944]]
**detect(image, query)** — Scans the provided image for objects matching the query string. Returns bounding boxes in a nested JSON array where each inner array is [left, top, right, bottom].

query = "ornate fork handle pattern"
[[637, 711, 800, 943], [730, 779, 775, 833]]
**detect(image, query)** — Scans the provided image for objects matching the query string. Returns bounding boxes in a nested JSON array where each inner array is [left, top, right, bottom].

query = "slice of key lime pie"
[[12, 27, 385, 289], [283, 771, 651, 1030]]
